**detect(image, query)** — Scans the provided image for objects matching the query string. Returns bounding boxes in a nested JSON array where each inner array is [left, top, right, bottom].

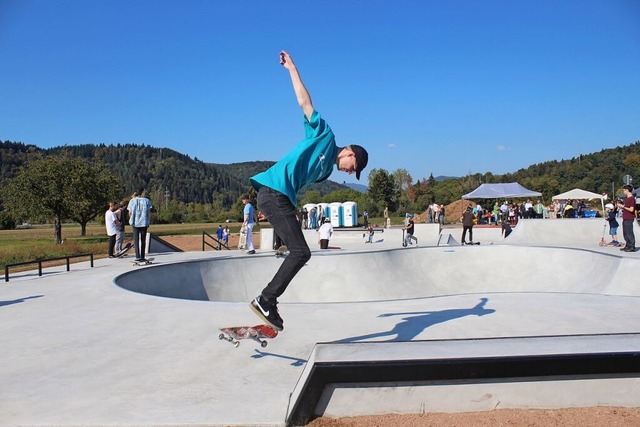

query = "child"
[[365, 224, 374, 243], [605, 203, 620, 246]]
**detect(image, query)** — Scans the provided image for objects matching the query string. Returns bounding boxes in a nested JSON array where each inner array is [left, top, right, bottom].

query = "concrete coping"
[[286, 333, 640, 425]]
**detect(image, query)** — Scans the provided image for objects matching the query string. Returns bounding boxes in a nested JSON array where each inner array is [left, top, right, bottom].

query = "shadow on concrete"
[[251, 349, 307, 367], [0, 295, 44, 308], [336, 298, 495, 343]]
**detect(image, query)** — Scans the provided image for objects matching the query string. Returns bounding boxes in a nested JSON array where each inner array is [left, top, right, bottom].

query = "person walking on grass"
[[248, 50, 369, 331]]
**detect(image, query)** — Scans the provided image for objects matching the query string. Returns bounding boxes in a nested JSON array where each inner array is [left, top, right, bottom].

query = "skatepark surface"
[[1, 219, 640, 426]]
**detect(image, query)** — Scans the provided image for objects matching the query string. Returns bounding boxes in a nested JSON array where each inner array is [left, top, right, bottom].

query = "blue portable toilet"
[[328, 202, 343, 227], [342, 201, 358, 227], [317, 203, 329, 223]]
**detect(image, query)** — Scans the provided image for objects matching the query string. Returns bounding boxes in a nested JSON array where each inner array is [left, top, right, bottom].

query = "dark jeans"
[[107, 234, 116, 257], [462, 226, 473, 243], [622, 220, 635, 249], [257, 186, 311, 302], [132, 226, 148, 260]]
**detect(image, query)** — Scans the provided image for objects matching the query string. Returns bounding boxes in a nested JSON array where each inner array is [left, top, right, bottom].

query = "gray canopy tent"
[[462, 182, 542, 200]]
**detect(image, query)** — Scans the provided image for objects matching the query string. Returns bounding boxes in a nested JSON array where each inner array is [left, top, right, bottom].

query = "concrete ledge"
[[286, 334, 640, 426]]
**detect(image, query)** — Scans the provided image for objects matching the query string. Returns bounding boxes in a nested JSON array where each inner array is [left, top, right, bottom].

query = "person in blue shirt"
[[216, 225, 224, 249], [241, 194, 256, 254], [127, 188, 153, 262], [249, 50, 369, 330]]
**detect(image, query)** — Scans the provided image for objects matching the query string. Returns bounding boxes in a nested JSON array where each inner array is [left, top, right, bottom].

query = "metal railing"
[[4, 253, 94, 282], [202, 231, 229, 251]]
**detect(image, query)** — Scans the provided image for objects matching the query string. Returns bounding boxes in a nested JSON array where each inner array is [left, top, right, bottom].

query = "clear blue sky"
[[1, 0, 639, 185]]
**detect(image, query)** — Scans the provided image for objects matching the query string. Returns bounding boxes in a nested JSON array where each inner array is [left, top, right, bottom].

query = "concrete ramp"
[[438, 232, 460, 246], [286, 334, 640, 425], [503, 219, 640, 247], [114, 245, 640, 303]]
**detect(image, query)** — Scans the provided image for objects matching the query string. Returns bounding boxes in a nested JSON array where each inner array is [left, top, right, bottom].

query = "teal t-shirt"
[[250, 110, 338, 206]]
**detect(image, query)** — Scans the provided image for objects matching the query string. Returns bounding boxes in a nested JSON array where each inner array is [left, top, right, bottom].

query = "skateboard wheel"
[[261, 340, 268, 348], [218, 333, 224, 340], [234, 341, 240, 348]]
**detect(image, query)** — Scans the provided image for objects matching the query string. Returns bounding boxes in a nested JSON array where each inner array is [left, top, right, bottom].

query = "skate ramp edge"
[[286, 334, 640, 426], [113, 246, 640, 302], [502, 218, 640, 247]]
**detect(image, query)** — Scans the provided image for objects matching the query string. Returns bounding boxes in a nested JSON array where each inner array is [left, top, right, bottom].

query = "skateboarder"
[[127, 188, 152, 263], [249, 50, 369, 331], [461, 206, 475, 245]]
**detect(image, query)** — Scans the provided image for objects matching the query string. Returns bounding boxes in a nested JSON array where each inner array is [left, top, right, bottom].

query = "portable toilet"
[[342, 201, 358, 227], [328, 202, 343, 227], [317, 203, 330, 224]]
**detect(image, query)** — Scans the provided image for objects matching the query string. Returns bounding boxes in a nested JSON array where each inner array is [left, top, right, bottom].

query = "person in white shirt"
[[318, 218, 333, 249], [105, 202, 119, 258]]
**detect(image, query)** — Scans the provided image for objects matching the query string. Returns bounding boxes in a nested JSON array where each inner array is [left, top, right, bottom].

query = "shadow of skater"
[[0, 295, 44, 308], [251, 349, 307, 367], [336, 298, 495, 343]]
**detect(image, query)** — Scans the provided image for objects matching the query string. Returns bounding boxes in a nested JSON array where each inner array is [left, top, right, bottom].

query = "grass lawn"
[[0, 222, 246, 271]]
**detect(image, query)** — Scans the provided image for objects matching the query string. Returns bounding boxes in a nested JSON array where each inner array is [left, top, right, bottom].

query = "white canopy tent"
[[552, 188, 605, 213]]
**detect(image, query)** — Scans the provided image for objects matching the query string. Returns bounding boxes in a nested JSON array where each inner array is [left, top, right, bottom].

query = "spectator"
[[241, 194, 256, 255], [605, 203, 620, 246], [617, 185, 636, 252], [105, 202, 118, 258], [223, 226, 230, 246], [216, 225, 224, 249], [318, 218, 333, 249], [114, 201, 127, 253]]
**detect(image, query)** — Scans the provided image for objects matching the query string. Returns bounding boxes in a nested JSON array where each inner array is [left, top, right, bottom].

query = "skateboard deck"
[[115, 242, 133, 258], [218, 324, 278, 348], [238, 227, 247, 250], [132, 257, 154, 266], [275, 245, 289, 258]]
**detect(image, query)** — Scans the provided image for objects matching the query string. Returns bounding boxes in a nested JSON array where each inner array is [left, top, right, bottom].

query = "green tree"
[[4, 155, 121, 243], [366, 168, 399, 214]]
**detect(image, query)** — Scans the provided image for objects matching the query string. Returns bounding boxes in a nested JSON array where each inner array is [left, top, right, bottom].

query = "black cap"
[[350, 144, 369, 180]]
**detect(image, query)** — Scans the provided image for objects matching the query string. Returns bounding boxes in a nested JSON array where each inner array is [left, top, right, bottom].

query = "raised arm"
[[280, 50, 314, 121]]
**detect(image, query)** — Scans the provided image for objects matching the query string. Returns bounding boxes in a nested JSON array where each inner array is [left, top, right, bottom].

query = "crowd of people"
[[104, 188, 152, 262], [425, 203, 446, 225]]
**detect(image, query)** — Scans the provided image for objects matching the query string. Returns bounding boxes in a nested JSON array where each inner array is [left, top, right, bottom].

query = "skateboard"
[[218, 324, 278, 348], [238, 227, 247, 250], [132, 257, 154, 266], [462, 241, 481, 245], [115, 242, 133, 258], [275, 245, 289, 258]]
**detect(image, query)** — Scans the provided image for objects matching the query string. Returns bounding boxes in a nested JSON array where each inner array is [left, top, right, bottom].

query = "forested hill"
[[0, 142, 348, 207]]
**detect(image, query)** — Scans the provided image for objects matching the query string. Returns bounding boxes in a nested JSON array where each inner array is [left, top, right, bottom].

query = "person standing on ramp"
[[249, 50, 369, 331]]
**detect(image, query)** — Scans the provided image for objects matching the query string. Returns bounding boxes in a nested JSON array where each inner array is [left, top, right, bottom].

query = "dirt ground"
[[307, 408, 640, 426], [160, 233, 260, 252], [160, 235, 639, 426]]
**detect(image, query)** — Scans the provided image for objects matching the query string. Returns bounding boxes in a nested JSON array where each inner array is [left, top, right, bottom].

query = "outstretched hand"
[[280, 50, 295, 70]]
